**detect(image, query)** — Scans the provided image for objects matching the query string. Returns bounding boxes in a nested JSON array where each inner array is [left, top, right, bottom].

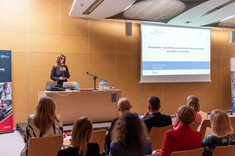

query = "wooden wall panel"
[[28, 53, 59, 114], [28, 0, 59, 34], [164, 83, 184, 114], [0, 32, 27, 52], [211, 29, 222, 57], [12, 52, 28, 124], [140, 83, 163, 114], [90, 54, 116, 88], [28, 34, 59, 53], [117, 21, 140, 38], [117, 56, 140, 113], [204, 57, 221, 112], [60, 0, 89, 36], [117, 38, 140, 55], [61, 35, 88, 53], [90, 19, 116, 37], [0, 0, 27, 32], [221, 58, 232, 110], [221, 29, 235, 58], [65, 53, 89, 88], [90, 37, 115, 54]]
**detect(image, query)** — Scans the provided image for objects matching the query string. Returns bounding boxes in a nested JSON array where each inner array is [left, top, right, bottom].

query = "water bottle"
[[103, 80, 108, 90], [99, 81, 104, 90]]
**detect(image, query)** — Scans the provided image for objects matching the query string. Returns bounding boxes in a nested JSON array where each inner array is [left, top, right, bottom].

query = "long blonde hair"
[[210, 109, 233, 137], [34, 96, 58, 135], [71, 116, 92, 156]]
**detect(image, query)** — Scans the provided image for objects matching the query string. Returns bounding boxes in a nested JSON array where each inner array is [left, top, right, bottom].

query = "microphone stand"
[[86, 72, 106, 90]]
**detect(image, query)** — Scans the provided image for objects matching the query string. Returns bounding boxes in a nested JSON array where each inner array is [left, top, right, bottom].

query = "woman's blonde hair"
[[112, 112, 148, 153], [210, 109, 233, 137], [177, 105, 196, 125], [117, 97, 132, 112], [187, 95, 200, 112], [34, 96, 58, 135], [71, 116, 92, 156]]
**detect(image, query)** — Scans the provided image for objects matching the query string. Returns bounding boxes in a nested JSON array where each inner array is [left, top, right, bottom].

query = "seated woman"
[[57, 116, 99, 156], [173, 95, 202, 128], [202, 109, 235, 156], [155, 105, 201, 156], [21, 97, 63, 156], [110, 111, 152, 156]]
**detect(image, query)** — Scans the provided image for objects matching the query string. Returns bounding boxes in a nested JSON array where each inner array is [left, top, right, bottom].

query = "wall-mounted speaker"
[[229, 31, 235, 43], [125, 21, 132, 36]]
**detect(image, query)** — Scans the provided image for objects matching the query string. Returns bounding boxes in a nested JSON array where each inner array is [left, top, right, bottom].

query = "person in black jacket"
[[57, 116, 99, 156], [104, 97, 132, 155], [50, 54, 70, 87], [142, 96, 172, 132]]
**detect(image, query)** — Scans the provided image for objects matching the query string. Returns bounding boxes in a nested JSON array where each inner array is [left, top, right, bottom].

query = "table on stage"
[[38, 89, 121, 124]]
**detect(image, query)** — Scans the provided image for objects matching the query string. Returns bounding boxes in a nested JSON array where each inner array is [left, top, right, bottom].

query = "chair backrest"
[[212, 145, 235, 156], [229, 116, 235, 133], [189, 122, 201, 131], [204, 127, 213, 138], [200, 119, 211, 140], [198, 111, 208, 123], [28, 135, 63, 156], [170, 148, 204, 156], [90, 129, 106, 154], [149, 125, 173, 150]]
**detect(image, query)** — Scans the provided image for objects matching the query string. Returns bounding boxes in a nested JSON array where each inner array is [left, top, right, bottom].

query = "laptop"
[[63, 82, 77, 90], [45, 81, 57, 91]]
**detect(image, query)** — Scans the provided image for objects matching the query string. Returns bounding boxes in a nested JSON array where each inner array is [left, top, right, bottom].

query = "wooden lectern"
[[38, 89, 121, 124]]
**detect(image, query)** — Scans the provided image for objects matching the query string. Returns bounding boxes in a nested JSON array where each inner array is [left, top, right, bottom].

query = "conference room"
[[1, 0, 235, 155]]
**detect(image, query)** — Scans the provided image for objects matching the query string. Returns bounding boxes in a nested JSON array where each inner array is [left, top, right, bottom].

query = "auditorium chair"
[[198, 111, 208, 123], [149, 125, 173, 150], [170, 148, 204, 156], [212, 145, 235, 156], [229, 116, 235, 133], [204, 127, 213, 138], [189, 121, 201, 131], [199, 119, 211, 140], [27, 135, 63, 156], [90, 129, 107, 154]]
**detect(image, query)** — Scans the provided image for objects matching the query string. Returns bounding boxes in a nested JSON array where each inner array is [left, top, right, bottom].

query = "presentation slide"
[[140, 23, 211, 83]]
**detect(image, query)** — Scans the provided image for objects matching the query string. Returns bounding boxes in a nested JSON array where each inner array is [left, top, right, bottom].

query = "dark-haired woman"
[[50, 54, 70, 87], [110, 112, 152, 156]]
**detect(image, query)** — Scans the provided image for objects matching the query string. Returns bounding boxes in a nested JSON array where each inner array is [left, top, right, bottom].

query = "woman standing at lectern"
[[50, 54, 70, 87]]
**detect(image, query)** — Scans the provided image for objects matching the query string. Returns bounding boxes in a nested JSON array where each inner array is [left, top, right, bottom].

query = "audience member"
[[57, 116, 99, 156], [21, 96, 63, 156], [110, 112, 152, 156], [142, 96, 172, 132], [202, 109, 235, 156], [155, 105, 201, 156], [105, 97, 132, 155], [174, 95, 202, 128]]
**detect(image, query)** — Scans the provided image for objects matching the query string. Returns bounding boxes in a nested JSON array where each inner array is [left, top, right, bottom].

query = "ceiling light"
[[83, 0, 104, 15], [221, 15, 235, 22]]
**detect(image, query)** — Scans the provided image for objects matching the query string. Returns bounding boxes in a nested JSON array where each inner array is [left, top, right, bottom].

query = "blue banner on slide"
[[143, 61, 210, 70], [0, 50, 11, 82]]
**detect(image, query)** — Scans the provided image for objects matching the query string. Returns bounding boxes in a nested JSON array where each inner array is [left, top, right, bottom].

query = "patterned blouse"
[[202, 133, 235, 156], [20, 115, 63, 156]]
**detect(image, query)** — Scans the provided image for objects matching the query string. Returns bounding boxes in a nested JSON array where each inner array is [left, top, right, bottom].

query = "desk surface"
[[38, 89, 121, 124]]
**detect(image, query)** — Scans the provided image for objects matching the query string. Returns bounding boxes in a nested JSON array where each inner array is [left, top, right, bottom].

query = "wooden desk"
[[38, 89, 121, 124]]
